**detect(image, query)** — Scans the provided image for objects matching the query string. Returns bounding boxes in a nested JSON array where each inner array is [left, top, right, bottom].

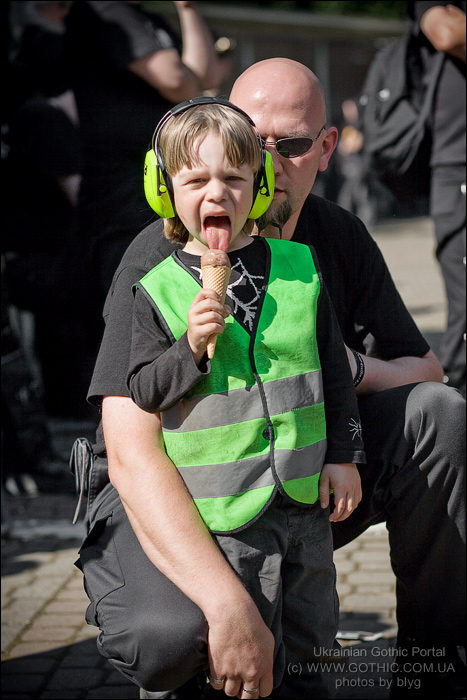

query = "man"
[[79, 59, 466, 699], [409, 1, 466, 397], [231, 60, 466, 700], [65, 0, 227, 339]]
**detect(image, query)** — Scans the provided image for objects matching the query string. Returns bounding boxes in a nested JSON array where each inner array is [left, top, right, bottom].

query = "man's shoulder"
[[302, 193, 365, 224], [297, 194, 372, 245]]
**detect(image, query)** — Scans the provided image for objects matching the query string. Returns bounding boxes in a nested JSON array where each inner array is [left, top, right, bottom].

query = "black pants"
[[430, 165, 466, 396], [78, 382, 466, 694], [332, 382, 466, 645], [79, 493, 340, 698]]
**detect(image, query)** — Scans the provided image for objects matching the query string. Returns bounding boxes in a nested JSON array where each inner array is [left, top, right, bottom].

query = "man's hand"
[[207, 598, 275, 699], [187, 289, 230, 364], [319, 463, 362, 522], [421, 4, 466, 63]]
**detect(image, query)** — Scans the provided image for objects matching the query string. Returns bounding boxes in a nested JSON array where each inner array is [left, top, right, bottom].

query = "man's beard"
[[256, 199, 293, 233]]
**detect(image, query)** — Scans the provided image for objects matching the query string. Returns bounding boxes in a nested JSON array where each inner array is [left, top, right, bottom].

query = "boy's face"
[[172, 132, 255, 254]]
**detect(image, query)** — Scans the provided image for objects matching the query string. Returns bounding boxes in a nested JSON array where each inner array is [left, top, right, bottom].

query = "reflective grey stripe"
[[162, 370, 323, 433], [177, 440, 326, 499], [179, 455, 275, 499], [275, 439, 327, 483]]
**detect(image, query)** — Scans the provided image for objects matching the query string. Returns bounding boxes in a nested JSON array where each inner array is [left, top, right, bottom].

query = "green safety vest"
[[138, 238, 326, 533]]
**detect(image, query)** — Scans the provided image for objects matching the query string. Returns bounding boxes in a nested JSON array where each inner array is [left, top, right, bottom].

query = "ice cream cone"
[[201, 251, 231, 359]]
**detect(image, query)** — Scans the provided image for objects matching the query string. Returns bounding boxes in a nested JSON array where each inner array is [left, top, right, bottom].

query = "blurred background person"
[[408, 1, 466, 397], [335, 98, 392, 228], [336, 98, 376, 228], [9, 0, 72, 98], [2, 1, 92, 422], [1, 2, 81, 500], [64, 0, 229, 340], [2, 256, 47, 498]]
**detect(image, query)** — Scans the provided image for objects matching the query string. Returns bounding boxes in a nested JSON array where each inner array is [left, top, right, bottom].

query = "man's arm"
[[129, 1, 223, 103], [175, 1, 227, 89], [421, 4, 466, 62], [104, 395, 274, 697], [346, 347, 444, 396]]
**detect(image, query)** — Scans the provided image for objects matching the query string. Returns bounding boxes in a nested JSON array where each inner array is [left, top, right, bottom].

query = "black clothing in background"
[[15, 20, 70, 97], [1, 94, 90, 418], [408, 0, 466, 395], [65, 1, 183, 302], [408, 1, 466, 169]]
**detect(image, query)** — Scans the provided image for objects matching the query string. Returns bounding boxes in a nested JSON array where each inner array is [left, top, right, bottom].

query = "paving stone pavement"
[[1, 217, 456, 699], [1, 485, 398, 700]]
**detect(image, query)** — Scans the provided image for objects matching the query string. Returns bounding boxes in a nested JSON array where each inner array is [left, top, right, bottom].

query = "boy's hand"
[[187, 289, 230, 365], [319, 463, 362, 522]]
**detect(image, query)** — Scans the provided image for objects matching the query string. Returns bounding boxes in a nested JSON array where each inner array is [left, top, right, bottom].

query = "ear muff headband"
[[144, 96, 274, 220]]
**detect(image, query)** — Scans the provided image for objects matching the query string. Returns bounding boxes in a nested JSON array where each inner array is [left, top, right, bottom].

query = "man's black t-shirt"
[[89, 194, 430, 457], [292, 197, 429, 361]]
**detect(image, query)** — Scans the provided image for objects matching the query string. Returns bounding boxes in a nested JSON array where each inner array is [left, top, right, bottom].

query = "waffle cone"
[[202, 264, 231, 359]]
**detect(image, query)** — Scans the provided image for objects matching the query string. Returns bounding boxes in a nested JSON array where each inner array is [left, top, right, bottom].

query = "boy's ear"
[[248, 150, 275, 220], [144, 148, 176, 218]]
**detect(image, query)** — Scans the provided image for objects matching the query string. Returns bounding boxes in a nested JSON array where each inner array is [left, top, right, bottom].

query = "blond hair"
[[159, 104, 261, 243]]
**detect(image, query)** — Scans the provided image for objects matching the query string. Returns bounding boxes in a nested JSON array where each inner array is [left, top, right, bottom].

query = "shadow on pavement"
[[1, 638, 139, 699], [1, 636, 395, 700]]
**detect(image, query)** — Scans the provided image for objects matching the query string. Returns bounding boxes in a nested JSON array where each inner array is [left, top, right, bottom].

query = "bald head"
[[229, 58, 337, 237], [230, 58, 327, 128]]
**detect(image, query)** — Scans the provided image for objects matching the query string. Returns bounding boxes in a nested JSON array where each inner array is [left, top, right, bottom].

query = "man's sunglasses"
[[261, 126, 327, 159]]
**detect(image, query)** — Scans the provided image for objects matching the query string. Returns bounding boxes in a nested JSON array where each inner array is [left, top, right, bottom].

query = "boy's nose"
[[207, 179, 227, 201]]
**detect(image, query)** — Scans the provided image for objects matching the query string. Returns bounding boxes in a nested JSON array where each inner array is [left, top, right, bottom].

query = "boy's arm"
[[127, 288, 209, 412], [128, 287, 230, 412], [104, 396, 275, 697], [315, 278, 365, 465], [315, 275, 364, 521]]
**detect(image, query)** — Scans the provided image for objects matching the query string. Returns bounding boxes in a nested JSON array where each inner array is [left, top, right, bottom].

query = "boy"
[[126, 99, 364, 698]]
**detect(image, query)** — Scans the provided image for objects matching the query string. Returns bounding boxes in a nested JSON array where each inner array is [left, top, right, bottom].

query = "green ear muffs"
[[144, 96, 274, 220]]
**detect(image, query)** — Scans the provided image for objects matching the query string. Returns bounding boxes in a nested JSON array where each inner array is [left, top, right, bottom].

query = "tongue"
[[204, 216, 231, 252]]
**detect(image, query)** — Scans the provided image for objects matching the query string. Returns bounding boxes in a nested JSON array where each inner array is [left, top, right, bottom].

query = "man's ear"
[[318, 126, 339, 172]]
